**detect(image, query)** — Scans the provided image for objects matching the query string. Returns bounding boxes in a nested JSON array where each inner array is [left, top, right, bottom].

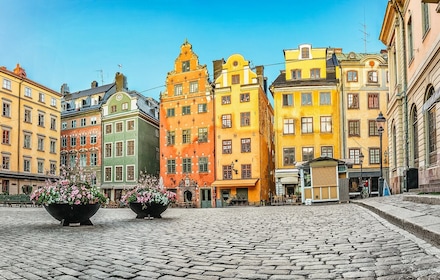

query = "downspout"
[[17, 77, 24, 194], [392, 0, 409, 193], [339, 64, 346, 159]]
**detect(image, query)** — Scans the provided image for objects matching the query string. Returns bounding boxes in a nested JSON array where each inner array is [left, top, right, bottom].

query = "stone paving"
[[1, 203, 440, 279]]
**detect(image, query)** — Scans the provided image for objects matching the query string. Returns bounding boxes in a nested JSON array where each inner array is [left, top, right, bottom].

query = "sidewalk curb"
[[353, 200, 440, 248]]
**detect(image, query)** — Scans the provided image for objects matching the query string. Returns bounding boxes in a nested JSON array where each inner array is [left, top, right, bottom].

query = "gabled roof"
[[63, 83, 116, 100]]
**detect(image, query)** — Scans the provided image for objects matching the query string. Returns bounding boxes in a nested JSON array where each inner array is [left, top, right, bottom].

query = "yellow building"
[[270, 44, 342, 202], [212, 54, 274, 206], [0, 64, 61, 195]]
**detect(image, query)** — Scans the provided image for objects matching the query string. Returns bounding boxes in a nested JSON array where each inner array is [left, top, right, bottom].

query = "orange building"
[[160, 40, 215, 208]]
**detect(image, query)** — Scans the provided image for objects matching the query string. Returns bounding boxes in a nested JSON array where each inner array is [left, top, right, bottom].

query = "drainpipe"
[[339, 64, 346, 159], [392, 0, 409, 193], [17, 77, 24, 194]]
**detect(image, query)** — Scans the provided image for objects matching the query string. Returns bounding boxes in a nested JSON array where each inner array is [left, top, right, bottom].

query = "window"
[[422, 3, 430, 36], [38, 92, 45, 103], [50, 117, 56, 130], [241, 138, 251, 153], [369, 148, 380, 164], [222, 95, 231, 105], [223, 165, 232, 180], [37, 161, 44, 174], [80, 154, 86, 167], [2, 129, 10, 144], [427, 87, 437, 164], [116, 122, 123, 132], [23, 158, 31, 172], [116, 142, 123, 156], [111, 105, 117, 113], [183, 158, 192, 173], [320, 116, 332, 133], [70, 137, 76, 147], [51, 97, 56, 107], [115, 166, 123, 181], [182, 106, 191, 115], [90, 117, 97, 125], [2, 79, 11, 90], [198, 103, 207, 113], [222, 140, 232, 154], [301, 47, 310, 59], [291, 69, 301, 80], [407, 16, 414, 61], [90, 153, 97, 166], [240, 93, 250, 102], [50, 140, 56, 153], [320, 92, 331, 105], [182, 129, 191, 144], [167, 159, 176, 174], [105, 167, 112, 182], [105, 124, 112, 134], [24, 134, 31, 148], [302, 147, 314, 162], [62, 122, 67, 130], [282, 94, 293, 106], [367, 71, 378, 83], [222, 114, 232, 128], [174, 84, 183, 96], [24, 109, 32, 123], [167, 108, 175, 117], [127, 120, 135, 130], [61, 137, 67, 147], [368, 93, 379, 109], [349, 149, 362, 164], [369, 120, 379, 136], [90, 134, 97, 144], [301, 117, 313, 133], [321, 146, 333, 158], [71, 120, 76, 128], [37, 137, 44, 151], [198, 157, 208, 173], [198, 128, 208, 143], [241, 164, 251, 179], [127, 140, 135, 156], [231, 74, 240, 84], [69, 155, 75, 167], [167, 131, 175, 145], [348, 93, 359, 109], [50, 162, 56, 175], [80, 118, 86, 127], [411, 106, 419, 161], [80, 135, 86, 146], [310, 68, 320, 79], [127, 166, 135, 181], [240, 112, 250, 126], [61, 155, 67, 166], [283, 148, 295, 166], [2, 102, 10, 117], [122, 102, 128, 110], [347, 70, 358, 82], [301, 93, 312, 105], [189, 81, 198, 93], [25, 87, 32, 97], [2, 155, 10, 170], [283, 119, 295, 134], [182, 60, 190, 72], [348, 120, 360, 137], [38, 113, 45, 127], [105, 143, 112, 157]]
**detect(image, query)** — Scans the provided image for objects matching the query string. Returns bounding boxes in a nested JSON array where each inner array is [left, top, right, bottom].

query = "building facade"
[[212, 54, 274, 206], [337, 51, 390, 194], [380, 0, 440, 192], [270, 44, 342, 202], [101, 73, 160, 202], [1, 64, 61, 195], [160, 41, 215, 208]]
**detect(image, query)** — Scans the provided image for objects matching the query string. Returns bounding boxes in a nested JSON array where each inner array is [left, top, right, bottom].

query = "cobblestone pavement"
[[1, 204, 440, 280]]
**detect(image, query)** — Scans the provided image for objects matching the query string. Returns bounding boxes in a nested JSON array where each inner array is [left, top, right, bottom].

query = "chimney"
[[60, 83, 70, 95], [91, 81, 98, 88], [13, 63, 27, 78], [255, 65, 266, 92], [212, 59, 224, 81], [115, 72, 127, 92]]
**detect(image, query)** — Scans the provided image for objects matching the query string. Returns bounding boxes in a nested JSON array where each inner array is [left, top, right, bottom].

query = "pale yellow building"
[[0, 64, 61, 195], [212, 54, 274, 206]]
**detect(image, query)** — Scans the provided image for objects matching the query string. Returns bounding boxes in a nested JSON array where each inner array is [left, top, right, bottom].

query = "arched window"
[[411, 105, 419, 164], [392, 124, 397, 167], [425, 86, 437, 165]]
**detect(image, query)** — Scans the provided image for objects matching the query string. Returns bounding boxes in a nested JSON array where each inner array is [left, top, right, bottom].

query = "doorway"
[[200, 188, 212, 208]]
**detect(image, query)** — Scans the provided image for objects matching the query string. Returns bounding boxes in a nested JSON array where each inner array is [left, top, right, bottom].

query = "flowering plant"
[[30, 164, 107, 206], [121, 173, 177, 207]]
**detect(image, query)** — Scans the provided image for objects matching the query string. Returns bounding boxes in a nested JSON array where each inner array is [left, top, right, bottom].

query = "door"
[[200, 188, 212, 208]]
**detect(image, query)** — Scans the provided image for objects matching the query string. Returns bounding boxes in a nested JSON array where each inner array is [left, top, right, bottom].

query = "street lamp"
[[359, 152, 364, 188], [376, 112, 386, 196]]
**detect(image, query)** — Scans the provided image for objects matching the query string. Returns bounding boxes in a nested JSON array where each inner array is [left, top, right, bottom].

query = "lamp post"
[[376, 112, 386, 196], [359, 152, 364, 188]]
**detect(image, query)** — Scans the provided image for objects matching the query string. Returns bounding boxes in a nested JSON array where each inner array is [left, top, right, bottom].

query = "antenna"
[[360, 8, 369, 53], [96, 70, 104, 85], [118, 64, 123, 71]]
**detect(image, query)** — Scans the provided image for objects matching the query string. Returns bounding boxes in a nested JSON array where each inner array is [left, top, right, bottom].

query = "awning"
[[280, 176, 298, 184], [349, 171, 381, 178], [212, 179, 259, 187], [422, 87, 440, 113]]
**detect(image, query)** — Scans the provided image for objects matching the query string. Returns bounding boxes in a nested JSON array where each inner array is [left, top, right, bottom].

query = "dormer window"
[[301, 46, 310, 59], [310, 69, 320, 79], [291, 69, 301, 80]]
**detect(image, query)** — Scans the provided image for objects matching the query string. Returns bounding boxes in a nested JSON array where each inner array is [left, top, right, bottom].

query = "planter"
[[129, 202, 168, 219], [44, 204, 101, 226]]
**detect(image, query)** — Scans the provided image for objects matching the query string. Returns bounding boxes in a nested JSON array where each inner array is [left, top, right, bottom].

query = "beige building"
[[380, 0, 440, 193], [1, 64, 61, 195]]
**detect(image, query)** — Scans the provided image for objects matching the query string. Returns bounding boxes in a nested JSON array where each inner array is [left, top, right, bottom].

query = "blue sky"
[[1, 0, 387, 101]]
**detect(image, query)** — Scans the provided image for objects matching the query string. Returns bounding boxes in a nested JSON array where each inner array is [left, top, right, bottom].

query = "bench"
[[0, 194, 33, 207]]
